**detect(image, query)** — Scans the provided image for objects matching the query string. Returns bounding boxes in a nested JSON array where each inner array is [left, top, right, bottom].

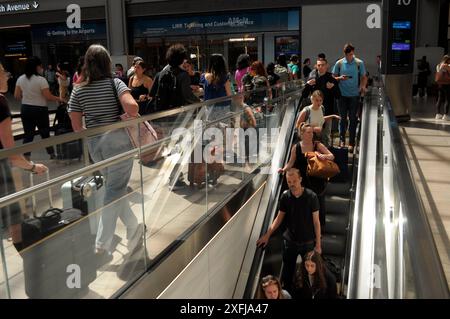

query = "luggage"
[[61, 175, 105, 234], [328, 146, 349, 183], [21, 171, 96, 298], [188, 146, 224, 187]]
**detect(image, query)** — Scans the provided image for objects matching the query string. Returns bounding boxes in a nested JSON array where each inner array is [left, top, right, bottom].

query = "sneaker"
[[443, 114, 449, 121], [436, 114, 443, 120]]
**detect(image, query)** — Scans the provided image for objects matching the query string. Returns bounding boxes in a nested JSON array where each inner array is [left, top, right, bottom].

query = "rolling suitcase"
[[61, 175, 105, 234], [21, 171, 97, 299]]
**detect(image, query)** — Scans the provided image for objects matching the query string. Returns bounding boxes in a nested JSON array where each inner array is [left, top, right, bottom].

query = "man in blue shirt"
[[332, 43, 367, 152]]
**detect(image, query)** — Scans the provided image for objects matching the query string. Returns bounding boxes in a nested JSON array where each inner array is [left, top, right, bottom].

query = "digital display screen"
[[391, 20, 412, 67]]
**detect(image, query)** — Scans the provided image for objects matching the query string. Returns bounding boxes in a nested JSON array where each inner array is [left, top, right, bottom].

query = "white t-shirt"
[[306, 105, 325, 129], [16, 74, 49, 107]]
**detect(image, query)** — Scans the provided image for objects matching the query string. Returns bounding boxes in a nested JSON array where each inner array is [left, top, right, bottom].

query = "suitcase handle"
[[30, 170, 53, 217]]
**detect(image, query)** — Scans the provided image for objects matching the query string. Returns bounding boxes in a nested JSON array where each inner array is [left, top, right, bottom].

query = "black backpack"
[[154, 67, 181, 110]]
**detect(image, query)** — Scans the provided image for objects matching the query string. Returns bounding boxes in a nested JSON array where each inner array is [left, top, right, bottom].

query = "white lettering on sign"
[[366, 4, 381, 29], [66, 4, 81, 29], [0, 2, 39, 13]]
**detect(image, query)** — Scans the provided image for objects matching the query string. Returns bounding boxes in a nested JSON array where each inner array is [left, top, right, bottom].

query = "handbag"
[[306, 152, 340, 179], [111, 80, 164, 164], [435, 68, 450, 85]]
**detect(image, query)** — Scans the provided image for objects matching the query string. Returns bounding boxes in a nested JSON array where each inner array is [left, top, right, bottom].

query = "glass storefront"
[[130, 9, 300, 74]]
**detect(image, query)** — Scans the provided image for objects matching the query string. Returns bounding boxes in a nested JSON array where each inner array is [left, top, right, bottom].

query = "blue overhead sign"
[[132, 10, 300, 37]]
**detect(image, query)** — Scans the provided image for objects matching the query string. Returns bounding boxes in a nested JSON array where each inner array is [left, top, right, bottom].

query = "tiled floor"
[[399, 96, 450, 290]]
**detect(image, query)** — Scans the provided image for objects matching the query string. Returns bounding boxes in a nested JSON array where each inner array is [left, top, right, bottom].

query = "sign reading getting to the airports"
[[0, 1, 39, 13]]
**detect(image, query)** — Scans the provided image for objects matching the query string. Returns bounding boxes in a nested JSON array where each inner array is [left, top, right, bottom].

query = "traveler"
[[44, 64, 57, 95], [257, 168, 322, 292], [301, 59, 341, 146], [332, 43, 367, 152], [68, 44, 142, 260], [435, 55, 450, 121], [242, 61, 272, 106], [235, 54, 251, 93], [73, 56, 84, 85], [0, 63, 48, 253], [417, 56, 431, 98], [279, 123, 334, 227], [293, 251, 337, 299], [288, 55, 301, 80], [303, 58, 312, 80], [274, 54, 292, 83], [56, 62, 71, 103], [127, 56, 144, 79], [149, 44, 200, 111], [256, 275, 292, 299], [128, 60, 153, 115], [296, 90, 340, 144], [14, 56, 63, 159]]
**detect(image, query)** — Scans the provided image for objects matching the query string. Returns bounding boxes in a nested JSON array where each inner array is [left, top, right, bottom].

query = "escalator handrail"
[[242, 90, 303, 298]]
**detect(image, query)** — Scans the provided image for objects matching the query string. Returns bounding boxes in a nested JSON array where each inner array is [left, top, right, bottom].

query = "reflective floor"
[[400, 95, 450, 290]]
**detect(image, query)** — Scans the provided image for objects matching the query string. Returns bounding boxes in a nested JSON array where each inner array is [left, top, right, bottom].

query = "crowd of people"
[[1, 41, 370, 299]]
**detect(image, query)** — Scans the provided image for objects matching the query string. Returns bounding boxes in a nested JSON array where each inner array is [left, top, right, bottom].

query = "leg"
[[20, 106, 37, 157], [35, 108, 55, 156], [436, 87, 444, 115], [348, 97, 359, 147], [281, 240, 300, 293], [444, 86, 450, 116], [337, 97, 349, 146]]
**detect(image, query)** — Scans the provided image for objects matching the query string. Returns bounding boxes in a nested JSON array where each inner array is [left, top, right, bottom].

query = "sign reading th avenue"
[[0, 1, 39, 13]]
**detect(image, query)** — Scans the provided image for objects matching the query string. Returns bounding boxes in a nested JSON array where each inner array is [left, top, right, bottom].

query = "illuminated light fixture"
[[229, 37, 256, 42]]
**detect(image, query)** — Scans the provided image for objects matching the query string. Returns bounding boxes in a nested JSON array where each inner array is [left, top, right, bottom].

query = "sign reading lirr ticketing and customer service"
[[0, 1, 39, 13]]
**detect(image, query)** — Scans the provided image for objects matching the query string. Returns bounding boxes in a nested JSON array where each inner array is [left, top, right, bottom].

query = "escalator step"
[[325, 182, 351, 197], [324, 214, 348, 235], [325, 196, 350, 215], [322, 234, 346, 256]]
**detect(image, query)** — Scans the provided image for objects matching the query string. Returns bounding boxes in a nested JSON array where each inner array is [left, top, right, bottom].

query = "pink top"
[[73, 72, 81, 85], [235, 67, 250, 93]]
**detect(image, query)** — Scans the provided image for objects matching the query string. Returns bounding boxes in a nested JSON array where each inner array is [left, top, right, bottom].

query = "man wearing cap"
[[127, 56, 144, 79]]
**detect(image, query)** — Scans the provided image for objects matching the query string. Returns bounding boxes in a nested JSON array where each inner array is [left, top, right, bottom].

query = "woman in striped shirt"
[[69, 45, 142, 261]]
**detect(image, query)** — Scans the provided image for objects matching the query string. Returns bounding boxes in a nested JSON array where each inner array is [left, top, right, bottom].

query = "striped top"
[[68, 78, 129, 128]]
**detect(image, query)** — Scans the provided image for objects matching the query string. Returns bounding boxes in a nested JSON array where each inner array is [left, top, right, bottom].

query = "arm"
[[14, 85, 22, 101], [296, 110, 307, 129], [266, 80, 272, 99], [279, 144, 297, 173], [128, 76, 133, 89], [244, 107, 256, 128], [256, 211, 286, 248], [225, 80, 232, 96], [180, 73, 200, 105], [323, 114, 341, 123], [119, 91, 139, 117], [313, 211, 321, 254], [0, 118, 47, 173], [69, 111, 84, 133], [42, 88, 62, 103], [316, 143, 334, 161]]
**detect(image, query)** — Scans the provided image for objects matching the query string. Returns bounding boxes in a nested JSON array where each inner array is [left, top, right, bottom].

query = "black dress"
[[130, 82, 151, 115]]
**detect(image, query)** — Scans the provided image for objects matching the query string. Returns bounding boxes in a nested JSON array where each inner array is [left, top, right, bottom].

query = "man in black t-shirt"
[[257, 168, 321, 292]]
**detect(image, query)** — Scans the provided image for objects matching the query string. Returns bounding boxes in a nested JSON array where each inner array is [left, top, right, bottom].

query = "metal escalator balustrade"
[[347, 86, 449, 299]]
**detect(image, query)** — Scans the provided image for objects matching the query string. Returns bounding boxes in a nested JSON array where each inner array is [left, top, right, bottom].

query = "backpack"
[[251, 75, 268, 105], [154, 66, 181, 110], [274, 65, 290, 83]]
